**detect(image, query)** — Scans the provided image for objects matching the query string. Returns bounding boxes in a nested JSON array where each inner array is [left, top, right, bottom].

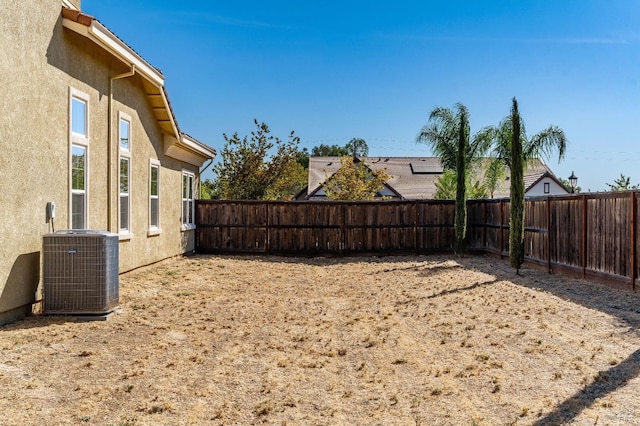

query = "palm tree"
[[417, 103, 492, 252], [346, 138, 369, 158], [484, 158, 506, 198], [416, 104, 492, 171], [488, 109, 567, 168]]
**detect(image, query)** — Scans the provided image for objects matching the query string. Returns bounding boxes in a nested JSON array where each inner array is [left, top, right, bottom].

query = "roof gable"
[[306, 157, 404, 200]]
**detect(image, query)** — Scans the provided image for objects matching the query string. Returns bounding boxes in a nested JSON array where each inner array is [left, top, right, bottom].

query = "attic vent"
[[410, 163, 442, 174]]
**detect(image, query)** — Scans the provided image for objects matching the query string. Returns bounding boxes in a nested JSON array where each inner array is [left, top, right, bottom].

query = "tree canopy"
[[606, 174, 638, 191], [311, 138, 369, 158], [488, 110, 567, 169], [416, 104, 492, 171], [311, 144, 350, 157], [210, 119, 307, 200], [322, 156, 390, 201], [345, 138, 369, 157], [433, 170, 488, 200]]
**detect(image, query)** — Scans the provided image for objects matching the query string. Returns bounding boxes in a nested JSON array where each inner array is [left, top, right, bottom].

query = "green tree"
[[509, 98, 525, 274], [433, 170, 488, 200], [311, 144, 350, 156], [606, 174, 638, 191], [488, 108, 567, 169], [296, 147, 310, 169], [484, 159, 506, 198], [433, 170, 457, 200], [263, 160, 308, 200], [417, 103, 492, 252], [200, 178, 218, 200], [345, 138, 369, 157], [211, 119, 307, 200], [322, 156, 390, 200]]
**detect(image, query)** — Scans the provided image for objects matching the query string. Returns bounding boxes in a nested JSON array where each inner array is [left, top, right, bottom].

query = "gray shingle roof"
[[307, 156, 564, 200], [308, 157, 444, 200]]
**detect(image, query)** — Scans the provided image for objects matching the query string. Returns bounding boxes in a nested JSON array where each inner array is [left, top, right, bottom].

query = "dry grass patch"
[[2, 255, 640, 425]]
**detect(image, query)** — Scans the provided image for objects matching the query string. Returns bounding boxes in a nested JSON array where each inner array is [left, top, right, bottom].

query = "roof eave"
[[61, 0, 79, 11], [61, 8, 215, 166], [62, 11, 165, 87]]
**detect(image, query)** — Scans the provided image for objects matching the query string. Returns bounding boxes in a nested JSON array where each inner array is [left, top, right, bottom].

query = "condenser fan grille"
[[43, 230, 119, 315]]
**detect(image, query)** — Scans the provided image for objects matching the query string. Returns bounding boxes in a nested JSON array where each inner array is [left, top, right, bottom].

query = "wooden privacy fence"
[[196, 200, 456, 256], [196, 192, 639, 290]]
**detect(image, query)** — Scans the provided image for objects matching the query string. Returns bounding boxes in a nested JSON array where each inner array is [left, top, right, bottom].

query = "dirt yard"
[[2, 255, 640, 425]]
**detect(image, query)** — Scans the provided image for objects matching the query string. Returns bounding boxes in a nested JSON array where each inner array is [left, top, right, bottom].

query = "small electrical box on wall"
[[46, 202, 56, 222]]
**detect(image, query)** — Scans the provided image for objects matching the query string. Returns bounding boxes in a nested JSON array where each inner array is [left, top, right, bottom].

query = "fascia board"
[[87, 21, 165, 88], [158, 88, 181, 142], [61, 0, 78, 10], [181, 134, 216, 159], [62, 18, 90, 37], [164, 134, 212, 167]]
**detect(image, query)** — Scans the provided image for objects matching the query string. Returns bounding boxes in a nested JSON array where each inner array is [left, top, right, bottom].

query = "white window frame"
[[69, 88, 90, 229], [118, 112, 133, 239], [182, 170, 196, 230], [148, 159, 161, 236]]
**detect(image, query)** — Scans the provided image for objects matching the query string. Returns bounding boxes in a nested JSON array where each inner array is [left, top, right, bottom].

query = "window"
[[119, 157, 130, 232], [149, 160, 160, 234], [119, 113, 132, 236], [69, 88, 89, 229], [71, 97, 87, 137], [71, 145, 87, 229], [119, 117, 130, 151], [182, 170, 195, 228], [544, 182, 550, 194]]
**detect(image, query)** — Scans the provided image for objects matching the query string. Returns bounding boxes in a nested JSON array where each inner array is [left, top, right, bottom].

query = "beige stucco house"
[[0, 0, 216, 324]]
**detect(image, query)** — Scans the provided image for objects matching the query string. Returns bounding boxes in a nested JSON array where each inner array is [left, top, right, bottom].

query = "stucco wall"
[[110, 75, 198, 272], [0, 1, 200, 324]]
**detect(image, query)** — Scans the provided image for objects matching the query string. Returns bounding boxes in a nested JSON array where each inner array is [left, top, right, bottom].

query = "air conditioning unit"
[[43, 230, 119, 315]]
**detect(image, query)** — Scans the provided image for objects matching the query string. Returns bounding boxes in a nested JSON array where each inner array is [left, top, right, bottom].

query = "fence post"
[[265, 202, 270, 255], [195, 200, 200, 251], [483, 201, 487, 249], [547, 197, 551, 273], [414, 201, 419, 256], [631, 191, 636, 291], [582, 195, 587, 279], [499, 200, 504, 258], [341, 203, 346, 255]]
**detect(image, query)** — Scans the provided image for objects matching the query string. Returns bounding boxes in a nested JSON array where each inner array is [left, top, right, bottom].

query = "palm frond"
[[525, 125, 567, 163]]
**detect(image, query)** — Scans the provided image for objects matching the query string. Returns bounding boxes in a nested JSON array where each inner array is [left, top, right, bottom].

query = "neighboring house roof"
[[305, 157, 404, 200], [305, 157, 444, 200], [303, 156, 568, 200], [523, 171, 571, 195], [61, 8, 216, 166], [483, 159, 569, 197]]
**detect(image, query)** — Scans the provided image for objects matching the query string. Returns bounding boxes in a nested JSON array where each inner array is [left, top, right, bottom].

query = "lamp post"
[[568, 171, 578, 194]]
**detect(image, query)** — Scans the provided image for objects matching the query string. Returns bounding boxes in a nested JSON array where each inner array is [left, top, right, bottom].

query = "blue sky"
[[84, 1, 640, 192]]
